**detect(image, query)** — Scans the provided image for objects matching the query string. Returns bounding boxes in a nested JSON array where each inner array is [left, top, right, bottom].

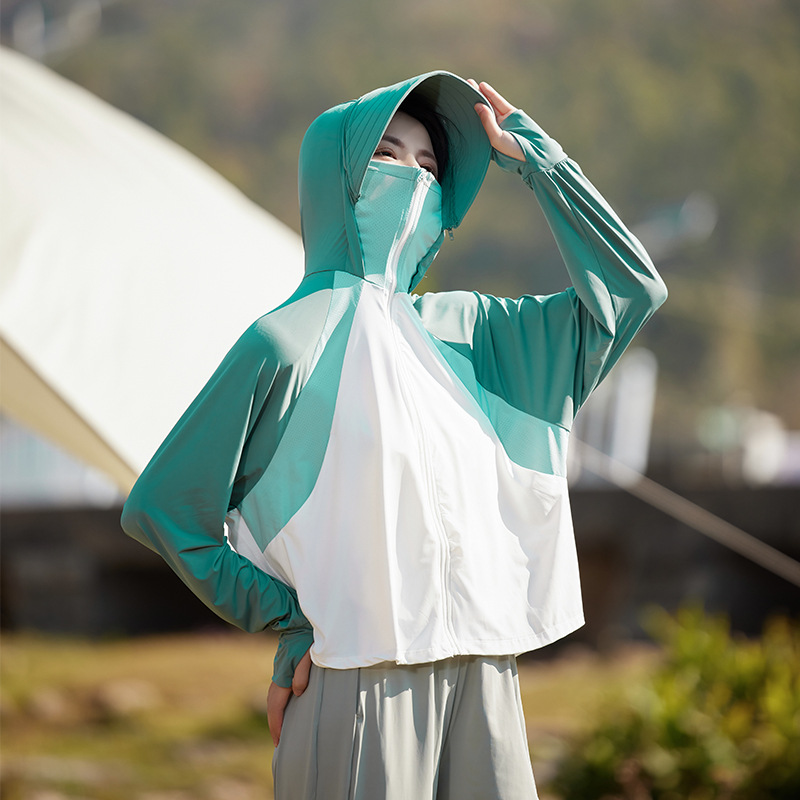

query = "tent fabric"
[[0, 47, 305, 492]]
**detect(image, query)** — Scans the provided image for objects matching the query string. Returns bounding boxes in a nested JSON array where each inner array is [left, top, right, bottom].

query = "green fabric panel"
[[239, 277, 361, 545], [493, 110, 667, 410], [470, 290, 586, 428], [429, 336, 569, 476], [121, 321, 313, 635], [413, 288, 584, 429], [413, 109, 667, 431], [298, 103, 354, 278], [228, 283, 337, 508], [270, 269, 340, 310], [121, 276, 346, 637]]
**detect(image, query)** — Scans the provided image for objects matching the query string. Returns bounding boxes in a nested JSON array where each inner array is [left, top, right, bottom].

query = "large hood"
[[298, 71, 492, 286]]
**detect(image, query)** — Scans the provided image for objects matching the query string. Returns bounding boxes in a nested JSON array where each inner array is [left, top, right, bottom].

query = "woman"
[[122, 72, 666, 799]]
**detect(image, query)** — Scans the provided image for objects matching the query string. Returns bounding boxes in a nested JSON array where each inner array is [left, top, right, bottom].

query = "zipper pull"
[[446, 228, 454, 241]]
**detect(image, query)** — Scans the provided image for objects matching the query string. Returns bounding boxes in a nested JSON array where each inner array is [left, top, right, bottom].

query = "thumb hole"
[[292, 652, 312, 696]]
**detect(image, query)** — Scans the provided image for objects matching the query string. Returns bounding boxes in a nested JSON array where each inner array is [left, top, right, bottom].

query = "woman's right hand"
[[267, 648, 312, 746]]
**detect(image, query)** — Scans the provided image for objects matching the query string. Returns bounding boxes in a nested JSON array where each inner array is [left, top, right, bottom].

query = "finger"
[[267, 683, 292, 747], [478, 82, 516, 121], [473, 102, 501, 138], [292, 650, 312, 696], [467, 78, 491, 113]]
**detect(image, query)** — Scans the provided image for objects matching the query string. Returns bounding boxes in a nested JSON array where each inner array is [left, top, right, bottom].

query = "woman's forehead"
[[381, 112, 434, 153]]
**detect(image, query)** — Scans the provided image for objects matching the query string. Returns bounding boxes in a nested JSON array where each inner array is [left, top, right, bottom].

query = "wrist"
[[495, 109, 567, 175]]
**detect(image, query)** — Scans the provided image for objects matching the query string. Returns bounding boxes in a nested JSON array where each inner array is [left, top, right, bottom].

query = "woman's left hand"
[[467, 79, 525, 161]]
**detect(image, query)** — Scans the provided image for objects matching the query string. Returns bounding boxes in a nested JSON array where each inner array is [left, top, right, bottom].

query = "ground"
[[0, 632, 659, 799]]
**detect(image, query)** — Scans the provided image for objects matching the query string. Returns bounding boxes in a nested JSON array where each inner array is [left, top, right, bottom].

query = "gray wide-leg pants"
[[272, 654, 538, 800]]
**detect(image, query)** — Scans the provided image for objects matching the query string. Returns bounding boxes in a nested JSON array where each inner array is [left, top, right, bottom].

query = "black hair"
[[398, 93, 450, 183]]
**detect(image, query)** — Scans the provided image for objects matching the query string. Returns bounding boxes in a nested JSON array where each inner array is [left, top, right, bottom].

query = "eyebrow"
[[379, 134, 437, 163]]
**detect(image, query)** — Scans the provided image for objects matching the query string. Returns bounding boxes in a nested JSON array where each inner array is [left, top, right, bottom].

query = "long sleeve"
[[415, 109, 667, 429], [120, 325, 310, 640]]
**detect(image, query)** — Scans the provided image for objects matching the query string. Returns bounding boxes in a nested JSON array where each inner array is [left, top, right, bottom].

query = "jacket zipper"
[[395, 344, 459, 652], [385, 172, 458, 651], [385, 172, 433, 293]]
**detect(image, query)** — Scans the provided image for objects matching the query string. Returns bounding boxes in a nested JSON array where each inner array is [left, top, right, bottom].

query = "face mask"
[[355, 161, 443, 292]]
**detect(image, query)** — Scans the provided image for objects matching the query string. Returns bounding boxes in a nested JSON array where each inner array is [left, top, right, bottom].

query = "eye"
[[421, 163, 439, 180], [373, 147, 395, 158]]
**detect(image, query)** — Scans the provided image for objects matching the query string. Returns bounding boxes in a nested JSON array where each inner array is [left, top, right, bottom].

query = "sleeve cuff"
[[271, 625, 314, 687], [492, 109, 567, 176]]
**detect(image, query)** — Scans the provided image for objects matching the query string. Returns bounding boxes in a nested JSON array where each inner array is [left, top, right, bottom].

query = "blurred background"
[[1, 1, 798, 798]]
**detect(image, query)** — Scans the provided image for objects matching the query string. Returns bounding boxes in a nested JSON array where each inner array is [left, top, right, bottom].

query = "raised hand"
[[467, 79, 525, 161]]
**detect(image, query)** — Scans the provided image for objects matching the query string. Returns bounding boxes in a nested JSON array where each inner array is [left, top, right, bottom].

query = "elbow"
[[120, 485, 143, 535], [614, 274, 668, 336], [634, 270, 668, 317], [649, 273, 669, 310], [120, 488, 154, 549], [120, 498, 140, 538]]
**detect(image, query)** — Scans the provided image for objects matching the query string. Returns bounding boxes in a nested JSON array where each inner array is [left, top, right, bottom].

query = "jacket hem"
[[310, 614, 585, 670]]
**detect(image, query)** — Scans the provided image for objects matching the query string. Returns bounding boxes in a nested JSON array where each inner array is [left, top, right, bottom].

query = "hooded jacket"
[[121, 72, 667, 687]]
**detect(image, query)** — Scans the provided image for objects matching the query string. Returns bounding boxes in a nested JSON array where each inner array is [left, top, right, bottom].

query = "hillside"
[[3, 0, 799, 463]]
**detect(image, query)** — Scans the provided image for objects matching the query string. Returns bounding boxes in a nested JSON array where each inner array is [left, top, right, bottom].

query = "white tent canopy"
[[0, 47, 305, 493]]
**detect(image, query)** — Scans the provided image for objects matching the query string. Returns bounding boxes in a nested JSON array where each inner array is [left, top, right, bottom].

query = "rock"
[[27, 687, 75, 723], [91, 678, 160, 720]]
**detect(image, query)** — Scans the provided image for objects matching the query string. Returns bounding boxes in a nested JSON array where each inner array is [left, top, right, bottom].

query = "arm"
[[120, 324, 311, 640], [417, 82, 667, 426]]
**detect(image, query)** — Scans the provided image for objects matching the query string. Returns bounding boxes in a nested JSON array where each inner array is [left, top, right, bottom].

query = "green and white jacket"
[[121, 72, 667, 687]]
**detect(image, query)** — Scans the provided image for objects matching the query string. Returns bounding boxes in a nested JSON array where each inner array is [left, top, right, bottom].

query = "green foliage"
[[549, 607, 800, 800], [4, 0, 800, 430]]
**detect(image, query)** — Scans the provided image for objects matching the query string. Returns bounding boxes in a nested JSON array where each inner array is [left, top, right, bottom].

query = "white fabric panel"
[[0, 47, 304, 490], [264, 285, 583, 669]]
